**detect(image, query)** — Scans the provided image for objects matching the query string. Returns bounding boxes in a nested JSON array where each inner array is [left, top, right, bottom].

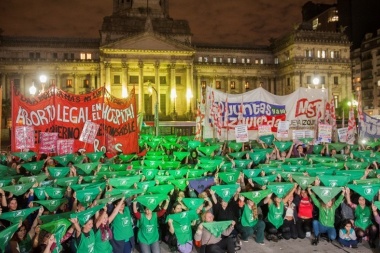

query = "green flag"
[[247, 152, 266, 165], [40, 212, 74, 223], [2, 183, 34, 196], [167, 169, 188, 179], [351, 151, 372, 159], [335, 170, 365, 182], [18, 174, 47, 184], [52, 154, 74, 166], [55, 176, 79, 187], [188, 140, 202, 149], [170, 179, 188, 191], [298, 138, 314, 145], [218, 171, 240, 184], [0, 223, 20, 252], [228, 152, 247, 160], [70, 182, 105, 192], [40, 218, 72, 252], [311, 186, 342, 204], [203, 220, 233, 237], [345, 161, 369, 170], [312, 145, 324, 154], [242, 169, 261, 179], [280, 165, 299, 172], [45, 187, 65, 199], [198, 145, 220, 156], [305, 168, 335, 177], [291, 175, 316, 190], [146, 184, 174, 195], [71, 155, 84, 164], [187, 169, 207, 179], [309, 156, 337, 164], [141, 169, 159, 180], [328, 143, 347, 152], [240, 189, 272, 204], [136, 181, 156, 191], [173, 152, 190, 161], [154, 175, 175, 184], [0, 178, 14, 188], [259, 135, 274, 146], [347, 184, 380, 202], [160, 161, 181, 170], [34, 198, 68, 212], [318, 175, 350, 187], [197, 163, 219, 172], [228, 142, 243, 152], [85, 152, 104, 162], [233, 160, 252, 169], [251, 175, 277, 186], [48, 167, 70, 179], [108, 175, 141, 188], [12, 152, 36, 161], [21, 161, 45, 175], [74, 162, 99, 175], [118, 154, 136, 163], [274, 141, 293, 152], [33, 187, 47, 200], [75, 187, 101, 205], [182, 198, 205, 210], [136, 194, 168, 210], [211, 184, 239, 202], [143, 159, 162, 169], [285, 158, 308, 165], [267, 183, 295, 198], [70, 205, 104, 226], [0, 207, 40, 224]]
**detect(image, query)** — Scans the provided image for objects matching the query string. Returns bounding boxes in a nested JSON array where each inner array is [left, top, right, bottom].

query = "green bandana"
[[70, 182, 105, 192], [40, 218, 72, 252], [309, 156, 337, 164], [147, 140, 160, 149], [2, 182, 34, 196], [55, 176, 79, 187], [0, 178, 14, 187], [34, 198, 68, 212], [261, 167, 279, 175], [311, 186, 342, 204], [170, 179, 188, 191], [74, 162, 99, 175], [211, 184, 239, 202], [108, 175, 141, 188], [335, 170, 365, 182], [259, 134, 274, 146], [52, 154, 74, 166], [166, 169, 188, 179], [45, 187, 65, 199], [312, 145, 324, 154], [203, 221, 232, 237], [305, 168, 335, 177], [144, 160, 162, 169], [147, 151, 165, 156], [160, 161, 181, 170], [107, 188, 144, 198], [96, 194, 124, 205], [146, 184, 174, 195], [154, 175, 175, 184], [0, 207, 40, 224], [248, 152, 267, 165], [218, 171, 240, 184], [136, 194, 168, 210], [21, 161, 45, 175], [298, 138, 314, 145], [40, 212, 74, 224], [291, 175, 316, 189], [118, 154, 136, 163], [48, 167, 70, 179], [0, 223, 20, 252], [280, 165, 299, 172], [188, 140, 202, 149], [136, 181, 156, 191], [85, 152, 104, 162], [345, 161, 369, 170], [187, 169, 207, 179], [351, 151, 372, 159], [347, 184, 380, 202], [374, 201, 380, 211], [70, 205, 104, 226], [354, 178, 380, 185], [33, 187, 47, 200], [267, 183, 295, 198], [233, 160, 252, 169], [228, 142, 243, 152], [198, 145, 220, 156], [219, 163, 235, 172], [240, 189, 272, 204], [71, 155, 84, 164], [173, 152, 190, 161], [251, 175, 277, 185], [285, 158, 308, 165], [18, 174, 47, 184], [12, 152, 36, 161], [318, 175, 350, 187], [141, 169, 159, 180], [328, 143, 347, 152], [242, 169, 261, 179], [273, 141, 293, 152], [75, 187, 101, 205], [321, 162, 345, 170], [228, 152, 248, 160], [182, 198, 205, 210]]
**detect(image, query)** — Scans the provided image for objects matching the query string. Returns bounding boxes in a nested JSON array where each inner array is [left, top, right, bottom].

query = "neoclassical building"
[[0, 0, 352, 125]]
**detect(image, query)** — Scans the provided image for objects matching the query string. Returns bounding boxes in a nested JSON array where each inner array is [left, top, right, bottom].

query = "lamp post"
[[29, 82, 37, 96], [148, 83, 159, 136]]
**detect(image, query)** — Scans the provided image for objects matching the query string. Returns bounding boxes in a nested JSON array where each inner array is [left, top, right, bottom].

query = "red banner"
[[12, 86, 138, 154]]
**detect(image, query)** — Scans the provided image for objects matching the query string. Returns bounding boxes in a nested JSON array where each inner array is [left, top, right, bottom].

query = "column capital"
[[154, 60, 160, 69], [122, 62, 128, 69], [138, 61, 144, 69]]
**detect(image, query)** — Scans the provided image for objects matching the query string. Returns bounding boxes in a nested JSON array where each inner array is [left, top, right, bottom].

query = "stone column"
[[73, 74, 78, 94], [91, 73, 96, 90], [105, 63, 111, 92], [186, 64, 193, 112], [227, 76, 231, 94], [138, 61, 144, 113], [170, 62, 176, 114], [154, 61, 160, 112], [122, 62, 128, 97]]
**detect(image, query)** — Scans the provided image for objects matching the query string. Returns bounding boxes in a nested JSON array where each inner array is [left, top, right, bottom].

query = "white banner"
[[204, 87, 327, 140]]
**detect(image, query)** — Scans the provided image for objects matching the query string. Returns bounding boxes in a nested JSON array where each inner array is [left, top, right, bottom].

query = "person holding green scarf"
[[133, 198, 169, 253], [308, 187, 345, 245], [70, 217, 95, 253], [236, 196, 265, 245], [345, 188, 377, 248], [110, 198, 135, 253], [167, 202, 199, 253], [263, 184, 297, 242]]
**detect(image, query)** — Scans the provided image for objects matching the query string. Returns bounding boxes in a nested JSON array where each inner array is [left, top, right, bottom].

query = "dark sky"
[[0, 0, 336, 46]]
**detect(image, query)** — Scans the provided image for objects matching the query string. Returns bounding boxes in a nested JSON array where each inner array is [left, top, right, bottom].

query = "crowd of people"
[[0, 135, 379, 253]]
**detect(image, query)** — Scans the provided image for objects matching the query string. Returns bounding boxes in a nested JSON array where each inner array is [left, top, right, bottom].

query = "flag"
[[267, 183, 295, 198], [1, 183, 34, 196], [318, 175, 350, 187], [211, 184, 239, 202], [347, 106, 356, 144], [218, 171, 240, 184], [195, 101, 205, 141], [216, 101, 223, 139], [251, 175, 277, 186], [75, 187, 101, 205], [240, 189, 272, 204], [55, 176, 79, 187], [238, 98, 244, 124], [48, 167, 70, 179], [146, 184, 174, 195], [74, 162, 99, 175], [18, 174, 47, 184], [291, 175, 316, 189], [136, 194, 168, 210], [108, 175, 141, 188], [182, 198, 205, 210], [0, 223, 19, 252], [0, 207, 40, 224], [202, 221, 232, 237], [21, 161, 45, 175], [347, 184, 380, 202], [45, 187, 65, 199], [34, 198, 68, 212], [330, 98, 337, 136], [188, 177, 215, 194], [224, 96, 229, 140], [311, 186, 342, 204], [70, 205, 104, 226], [170, 179, 188, 191]]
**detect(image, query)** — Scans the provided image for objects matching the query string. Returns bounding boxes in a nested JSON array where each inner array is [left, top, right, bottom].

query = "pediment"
[[101, 32, 194, 53]]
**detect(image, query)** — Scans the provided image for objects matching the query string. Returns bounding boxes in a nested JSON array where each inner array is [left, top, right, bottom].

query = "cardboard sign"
[[235, 124, 248, 143]]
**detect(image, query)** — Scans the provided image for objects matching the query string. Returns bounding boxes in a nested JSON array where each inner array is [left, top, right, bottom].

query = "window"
[[232, 58, 236, 63], [114, 75, 121, 84], [50, 79, 56, 86], [230, 81, 236, 89], [260, 59, 264, 64], [86, 53, 92, 60], [242, 58, 245, 64], [83, 79, 90, 88], [66, 79, 73, 88], [129, 76, 139, 84], [255, 59, 259, 64], [317, 50, 326, 58], [227, 58, 231, 63], [334, 76, 339, 85], [13, 79, 21, 91], [307, 76, 311, 84], [305, 50, 313, 57], [213, 57, 217, 63], [175, 76, 181, 85], [330, 51, 340, 58], [216, 81, 221, 89], [334, 95, 339, 108], [312, 18, 319, 30], [274, 58, 279, 64], [320, 76, 326, 84], [64, 53, 69, 60], [70, 53, 74, 59], [198, 57, 202, 62], [246, 58, 250, 64], [36, 53, 40, 59], [287, 78, 291, 86], [160, 76, 166, 84], [204, 57, 208, 63], [29, 52, 34, 59], [201, 81, 206, 89], [80, 53, 86, 60], [219, 57, 223, 63]]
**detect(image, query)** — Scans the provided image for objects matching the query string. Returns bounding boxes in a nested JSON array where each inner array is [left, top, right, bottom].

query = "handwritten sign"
[[39, 132, 58, 153], [79, 121, 100, 144], [258, 125, 272, 136], [318, 124, 332, 143], [277, 121, 290, 139], [15, 126, 35, 150], [57, 139, 75, 155], [337, 128, 348, 143], [235, 124, 248, 143]]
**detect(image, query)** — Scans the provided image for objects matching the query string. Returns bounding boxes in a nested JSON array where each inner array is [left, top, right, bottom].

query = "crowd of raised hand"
[[0, 135, 379, 253]]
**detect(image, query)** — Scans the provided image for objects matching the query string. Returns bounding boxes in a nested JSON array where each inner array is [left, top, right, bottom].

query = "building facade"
[[0, 0, 351, 126]]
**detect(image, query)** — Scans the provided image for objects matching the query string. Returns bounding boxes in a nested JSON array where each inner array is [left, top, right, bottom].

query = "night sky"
[[0, 0, 336, 46]]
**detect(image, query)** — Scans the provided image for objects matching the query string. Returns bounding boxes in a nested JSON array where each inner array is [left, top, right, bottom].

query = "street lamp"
[[148, 83, 159, 136], [29, 82, 37, 96]]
